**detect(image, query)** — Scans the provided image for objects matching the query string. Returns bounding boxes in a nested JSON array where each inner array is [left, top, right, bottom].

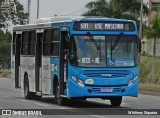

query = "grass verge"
[[0, 70, 11, 78], [139, 83, 160, 93]]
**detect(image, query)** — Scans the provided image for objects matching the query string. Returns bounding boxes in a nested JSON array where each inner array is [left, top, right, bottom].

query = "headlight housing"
[[71, 76, 77, 81], [71, 76, 84, 87], [78, 79, 84, 87], [128, 76, 138, 86], [85, 79, 94, 84]]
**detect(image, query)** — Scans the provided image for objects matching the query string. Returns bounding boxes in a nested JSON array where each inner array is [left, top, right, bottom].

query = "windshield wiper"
[[87, 32, 100, 50], [111, 32, 123, 51]]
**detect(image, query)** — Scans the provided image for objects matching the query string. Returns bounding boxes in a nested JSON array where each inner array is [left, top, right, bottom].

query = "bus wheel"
[[35, 94, 42, 100], [24, 76, 32, 99], [55, 82, 65, 105], [110, 97, 122, 107]]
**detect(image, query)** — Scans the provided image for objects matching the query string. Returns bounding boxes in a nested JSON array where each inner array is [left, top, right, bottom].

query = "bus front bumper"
[[67, 79, 138, 98]]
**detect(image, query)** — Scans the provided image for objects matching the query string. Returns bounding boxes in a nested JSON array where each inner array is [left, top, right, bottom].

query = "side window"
[[12, 32, 16, 55], [43, 29, 51, 56], [28, 30, 36, 56], [21, 31, 29, 55], [51, 29, 60, 56]]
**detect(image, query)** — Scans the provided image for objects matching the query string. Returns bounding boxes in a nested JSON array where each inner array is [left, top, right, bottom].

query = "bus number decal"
[[95, 23, 103, 30], [51, 64, 58, 72], [80, 23, 88, 29], [95, 57, 100, 64], [82, 58, 90, 64]]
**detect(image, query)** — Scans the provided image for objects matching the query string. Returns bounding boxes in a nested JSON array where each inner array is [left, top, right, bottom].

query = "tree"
[[0, 0, 28, 28], [83, 0, 111, 16], [0, 30, 11, 69], [144, 12, 160, 83], [0, 0, 27, 69], [83, 0, 149, 27]]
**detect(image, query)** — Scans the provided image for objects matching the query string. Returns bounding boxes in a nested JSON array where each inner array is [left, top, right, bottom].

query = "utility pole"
[[37, 0, 39, 19], [27, 0, 31, 24], [139, 0, 143, 40], [139, 0, 143, 83]]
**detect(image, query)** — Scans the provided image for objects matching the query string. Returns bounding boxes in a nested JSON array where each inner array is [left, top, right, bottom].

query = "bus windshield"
[[69, 35, 138, 67]]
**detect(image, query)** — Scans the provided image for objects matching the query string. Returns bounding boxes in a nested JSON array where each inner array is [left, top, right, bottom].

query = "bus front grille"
[[82, 70, 130, 78], [89, 87, 124, 93]]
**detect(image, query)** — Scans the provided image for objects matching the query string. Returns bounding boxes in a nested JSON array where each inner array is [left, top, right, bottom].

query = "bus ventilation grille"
[[82, 70, 130, 78], [91, 87, 123, 93]]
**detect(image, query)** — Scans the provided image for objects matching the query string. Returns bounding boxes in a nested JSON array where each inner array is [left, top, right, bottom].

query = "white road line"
[[58, 107, 67, 109], [1, 96, 10, 98], [35, 103, 49, 107], [58, 107, 76, 109], [89, 115, 110, 118], [16, 99, 27, 102]]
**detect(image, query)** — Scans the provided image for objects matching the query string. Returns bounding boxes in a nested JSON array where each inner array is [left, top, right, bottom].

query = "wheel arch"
[[52, 74, 59, 95], [23, 72, 28, 89]]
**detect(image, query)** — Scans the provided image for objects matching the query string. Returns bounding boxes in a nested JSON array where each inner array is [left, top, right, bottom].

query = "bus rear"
[[65, 18, 140, 106]]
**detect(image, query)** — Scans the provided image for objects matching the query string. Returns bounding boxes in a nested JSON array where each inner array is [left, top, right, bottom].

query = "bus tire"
[[55, 82, 65, 105], [110, 97, 122, 107], [24, 75, 33, 99], [35, 94, 42, 100]]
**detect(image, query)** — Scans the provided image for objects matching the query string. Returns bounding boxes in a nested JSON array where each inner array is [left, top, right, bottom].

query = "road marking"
[[58, 107, 67, 109], [58, 107, 77, 109], [2, 96, 10, 98], [35, 103, 49, 107], [16, 99, 27, 102], [89, 115, 110, 118]]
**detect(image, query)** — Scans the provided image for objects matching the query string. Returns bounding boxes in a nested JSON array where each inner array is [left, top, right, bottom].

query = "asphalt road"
[[0, 77, 160, 118]]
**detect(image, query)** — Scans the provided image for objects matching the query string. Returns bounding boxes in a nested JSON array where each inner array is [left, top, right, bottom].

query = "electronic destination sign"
[[74, 22, 135, 31]]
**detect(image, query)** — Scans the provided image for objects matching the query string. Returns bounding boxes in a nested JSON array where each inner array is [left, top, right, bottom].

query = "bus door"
[[35, 31, 43, 92], [15, 32, 22, 88], [60, 31, 69, 95]]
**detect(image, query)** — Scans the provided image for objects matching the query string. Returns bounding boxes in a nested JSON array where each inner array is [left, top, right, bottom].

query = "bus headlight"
[[78, 79, 84, 87], [85, 79, 94, 84], [71, 76, 77, 81], [128, 76, 138, 86]]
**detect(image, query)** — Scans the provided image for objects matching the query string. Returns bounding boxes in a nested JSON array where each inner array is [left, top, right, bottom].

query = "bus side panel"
[[50, 58, 59, 95], [20, 56, 35, 92], [42, 57, 51, 94], [27, 57, 36, 92], [20, 57, 27, 90]]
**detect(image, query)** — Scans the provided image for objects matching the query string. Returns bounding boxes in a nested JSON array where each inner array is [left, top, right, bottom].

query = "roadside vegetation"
[[139, 55, 160, 92], [0, 70, 11, 78], [0, 0, 27, 69], [140, 55, 160, 84]]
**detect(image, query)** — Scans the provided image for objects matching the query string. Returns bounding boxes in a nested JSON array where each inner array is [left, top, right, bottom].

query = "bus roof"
[[13, 16, 135, 31]]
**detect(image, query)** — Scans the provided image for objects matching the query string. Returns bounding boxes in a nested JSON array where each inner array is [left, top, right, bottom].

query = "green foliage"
[[140, 55, 160, 84], [144, 12, 160, 39], [83, 0, 149, 25], [0, 0, 27, 28], [140, 56, 152, 83], [144, 12, 160, 83], [0, 0, 27, 69], [0, 30, 11, 63]]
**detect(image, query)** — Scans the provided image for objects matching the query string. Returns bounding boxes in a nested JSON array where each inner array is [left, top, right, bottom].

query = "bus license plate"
[[101, 88, 113, 93]]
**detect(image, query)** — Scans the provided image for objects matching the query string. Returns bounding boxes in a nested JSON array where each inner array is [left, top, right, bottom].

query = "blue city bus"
[[11, 16, 141, 106]]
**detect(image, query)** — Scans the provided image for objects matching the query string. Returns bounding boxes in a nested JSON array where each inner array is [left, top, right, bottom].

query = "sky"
[[18, 0, 93, 24]]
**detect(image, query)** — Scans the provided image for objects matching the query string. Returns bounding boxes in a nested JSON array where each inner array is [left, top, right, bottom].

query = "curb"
[[139, 90, 160, 96]]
